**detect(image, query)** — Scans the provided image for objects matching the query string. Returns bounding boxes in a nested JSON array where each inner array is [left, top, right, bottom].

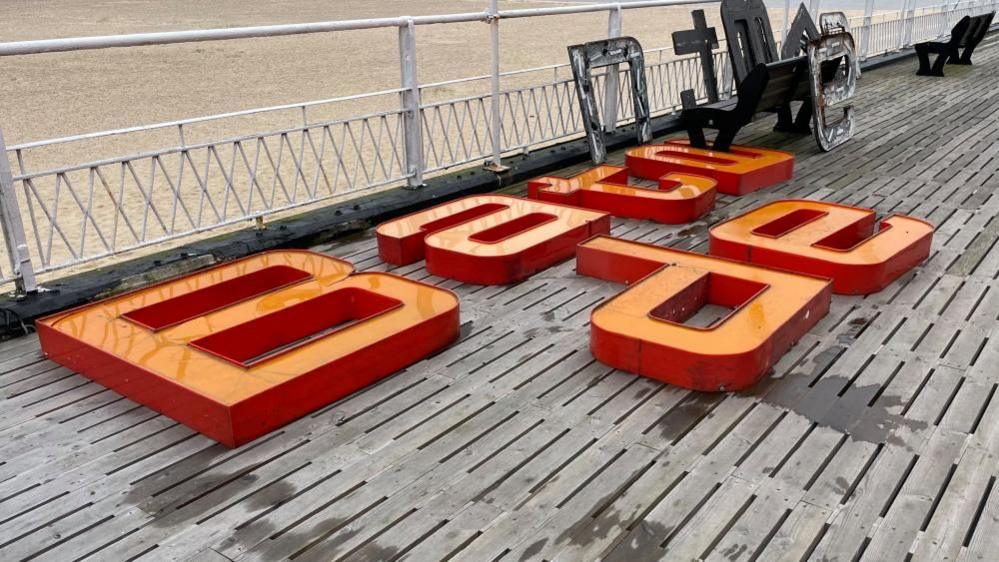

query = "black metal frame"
[[720, 0, 780, 84], [781, 3, 819, 60], [720, 0, 813, 138], [672, 10, 720, 108]]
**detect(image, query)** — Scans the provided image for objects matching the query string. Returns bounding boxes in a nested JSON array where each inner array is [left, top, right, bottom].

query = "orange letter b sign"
[[578, 236, 831, 391], [37, 251, 460, 447]]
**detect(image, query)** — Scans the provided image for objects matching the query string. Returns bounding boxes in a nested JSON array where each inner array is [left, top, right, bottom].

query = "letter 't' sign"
[[626, 141, 794, 195], [577, 235, 831, 391], [376, 194, 609, 284], [527, 165, 716, 224], [709, 199, 933, 294], [36, 251, 460, 447]]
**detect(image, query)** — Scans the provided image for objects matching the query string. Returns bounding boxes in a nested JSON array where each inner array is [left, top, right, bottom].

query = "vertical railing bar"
[[0, 130, 37, 292], [92, 167, 129, 249], [782, 0, 792, 49], [809, 0, 822, 20], [292, 121, 309, 201], [485, 0, 507, 172], [13, 149, 44, 284], [861, 0, 875, 60], [260, 137, 290, 203], [902, 0, 916, 48], [603, 5, 623, 133], [308, 122, 332, 195], [278, 129, 309, 201], [45, 174, 62, 263], [181, 150, 214, 227], [398, 18, 424, 187], [272, 134, 292, 204]]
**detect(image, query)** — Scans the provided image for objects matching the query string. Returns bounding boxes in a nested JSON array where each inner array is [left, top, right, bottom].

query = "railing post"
[[602, 5, 623, 134], [782, 0, 791, 48], [0, 129, 37, 294], [484, 0, 508, 172], [809, 0, 822, 19], [860, 0, 875, 59], [398, 18, 424, 188], [901, 0, 917, 48]]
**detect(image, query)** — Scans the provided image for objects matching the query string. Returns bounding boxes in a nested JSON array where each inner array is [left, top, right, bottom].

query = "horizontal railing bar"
[[498, 0, 719, 20], [0, 1, 719, 57], [0, 14, 488, 56], [8, 87, 407, 151], [13, 108, 408, 180], [418, 43, 728, 91], [418, 50, 712, 109]]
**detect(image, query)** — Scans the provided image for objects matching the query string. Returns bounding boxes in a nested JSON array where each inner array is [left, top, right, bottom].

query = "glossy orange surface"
[[625, 141, 794, 195], [709, 199, 934, 294], [37, 250, 460, 447], [578, 235, 831, 391], [376, 194, 609, 284], [527, 164, 716, 224]]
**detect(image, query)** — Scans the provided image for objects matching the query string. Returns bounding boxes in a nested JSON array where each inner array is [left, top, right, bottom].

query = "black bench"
[[915, 12, 995, 76], [680, 56, 809, 152]]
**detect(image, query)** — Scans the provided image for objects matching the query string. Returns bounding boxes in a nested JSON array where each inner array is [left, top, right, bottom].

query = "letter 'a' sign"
[[578, 236, 831, 391], [626, 141, 794, 195], [36, 251, 460, 447], [377, 194, 609, 284], [527, 165, 716, 224], [710, 199, 933, 294]]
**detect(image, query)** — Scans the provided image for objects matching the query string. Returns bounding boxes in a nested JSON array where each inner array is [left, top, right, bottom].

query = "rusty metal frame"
[[568, 37, 652, 164], [809, 13, 859, 152]]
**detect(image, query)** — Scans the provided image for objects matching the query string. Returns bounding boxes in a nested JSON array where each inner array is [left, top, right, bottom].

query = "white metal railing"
[[0, 0, 995, 293]]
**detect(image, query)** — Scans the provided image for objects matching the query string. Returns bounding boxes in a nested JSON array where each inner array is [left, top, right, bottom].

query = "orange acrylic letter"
[[578, 235, 831, 391], [709, 199, 934, 294], [36, 251, 460, 447], [376, 194, 609, 284], [527, 164, 716, 224], [625, 140, 794, 195]]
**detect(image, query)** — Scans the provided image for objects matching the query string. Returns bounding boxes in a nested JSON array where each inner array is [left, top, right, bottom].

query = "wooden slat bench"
[[915, 12, 995, 76], [680, 56, 809, 152]]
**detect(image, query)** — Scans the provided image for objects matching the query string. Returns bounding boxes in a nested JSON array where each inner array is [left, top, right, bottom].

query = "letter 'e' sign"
[[527, 164, 716, 224], [36, 251, 460, 447], [626, 141, 794, 195], [577, 235, 832, 391], [710, 199, 933, 294], [376, 194, 609, 285]]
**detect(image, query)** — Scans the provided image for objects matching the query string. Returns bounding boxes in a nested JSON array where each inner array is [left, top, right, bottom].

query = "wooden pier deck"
[[3, 38, 999, 562]]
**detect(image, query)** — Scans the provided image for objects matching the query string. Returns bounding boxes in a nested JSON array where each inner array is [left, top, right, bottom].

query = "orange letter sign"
[[36, 251, 460, 447], [527, 165, 716, 224], [578, 236, 831, 391], [376, 194, 609, 284], [709, 199, 934, 294], [625, 140, 794, 195]]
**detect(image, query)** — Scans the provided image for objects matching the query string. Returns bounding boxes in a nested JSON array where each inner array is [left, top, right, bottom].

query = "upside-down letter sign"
[[578, 235, 831, 391], [709, 199, 934, 294], [625, 141, 794, 196], [377, 194, 609, 284], [36, 251, 460, 447], [527, 165, 716, 224]]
